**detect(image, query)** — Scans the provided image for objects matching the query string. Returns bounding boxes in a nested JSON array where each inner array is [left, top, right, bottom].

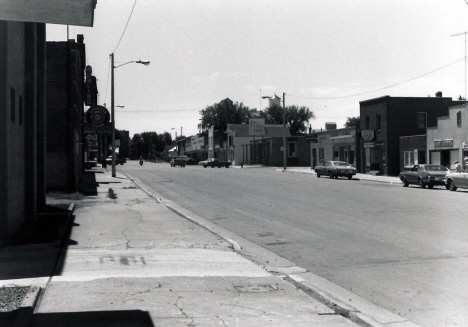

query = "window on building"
[[288, 142, 297, 157], [10, 88, 15, 122], [457, 111, 462, 128], [404, 151, 415, 167], [418, 150, 426, 164], [417, 112, 427, 129], [19, 95, 23, 126], [365, 115, 370, 129], [319, 148, 324, 160], [377, 114, 381, 131]]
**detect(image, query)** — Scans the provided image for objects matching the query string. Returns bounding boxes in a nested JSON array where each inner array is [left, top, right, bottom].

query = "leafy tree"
[[260, 105, 314, 134], [129, 131, 172, 160], [198, 98, 259, 132], [344, 116, 360, 128]]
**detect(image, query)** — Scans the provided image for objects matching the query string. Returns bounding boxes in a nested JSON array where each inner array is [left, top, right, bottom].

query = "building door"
[[312, 149, 317, 168], [440, 150, 450, 168]]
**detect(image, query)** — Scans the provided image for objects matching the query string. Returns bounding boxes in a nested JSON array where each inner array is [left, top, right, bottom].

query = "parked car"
[[399, 164, 449, 189], [199, 158, 231, 168], [315, 161, 357, 179], [170, 156, 186, 167], [84, 160, 98, 170], [185, 157, 199, 165], [445, 171, 468, 191]]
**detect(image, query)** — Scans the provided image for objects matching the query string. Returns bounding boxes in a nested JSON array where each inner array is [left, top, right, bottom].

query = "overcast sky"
[[47, 0, 468, 138]]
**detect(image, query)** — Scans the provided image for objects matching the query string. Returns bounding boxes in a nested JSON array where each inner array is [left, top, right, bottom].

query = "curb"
[[11, 286, 41, 327], [54, 203, 75, 248]]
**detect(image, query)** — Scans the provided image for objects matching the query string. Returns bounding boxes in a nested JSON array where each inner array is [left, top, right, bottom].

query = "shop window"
[[365, 115, 370, 129], [418, 150, 426, 164], [288, 142, 297, 157], [319, 148, 324, 160], [457, 111, 462, 128], [19, 95, 23, 126], [10, 88, 15, 122], [417, 112, 427, 129], [404, 151, 415, 168], [377, 114, 381, 131]]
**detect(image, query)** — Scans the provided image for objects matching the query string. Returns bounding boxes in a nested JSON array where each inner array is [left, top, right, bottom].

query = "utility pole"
[[111, 53, 116, 177], [452, 31, 467, 100], [283, 92, 287, 171]]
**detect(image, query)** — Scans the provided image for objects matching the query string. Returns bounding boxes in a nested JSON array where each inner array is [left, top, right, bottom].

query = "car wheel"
[[316, 173, 321, 178], [218, 166, 221, 168], [402, 178, 409, 187], [211, 166, 214, 168], [448, 180, 457, 191], [348, 175, 352, 180], [428, 184, 434, 189], [225, 165, 229, 168], [445, 184, 450, 190], [329, 172, 334, 179], [418, 178, 426, 189]]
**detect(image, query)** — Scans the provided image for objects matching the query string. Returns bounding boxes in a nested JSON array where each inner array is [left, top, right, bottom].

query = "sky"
[[46, 0, 468, 138]]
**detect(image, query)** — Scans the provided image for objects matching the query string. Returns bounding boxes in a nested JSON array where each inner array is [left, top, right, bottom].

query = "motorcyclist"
[[139, 156, 143, 166]]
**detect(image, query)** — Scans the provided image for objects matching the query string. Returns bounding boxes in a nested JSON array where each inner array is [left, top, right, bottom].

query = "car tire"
[[204, 166, 207, 168], [211, 166, 214, 168], [448, 180, 457, 191], [316, 173, 321, 178], [348, 176, 352, 180], [402, 178, 409, 187], [218, 166, 221, 168], [329, 172, 334, 179], [445, 184, 450, 190], [225, 165, 229, 168], [418, 178, 426, 189], [428, 184, 434, 189]]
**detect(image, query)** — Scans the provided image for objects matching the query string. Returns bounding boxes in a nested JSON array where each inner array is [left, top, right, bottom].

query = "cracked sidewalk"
[[27, 169, 364, 326]]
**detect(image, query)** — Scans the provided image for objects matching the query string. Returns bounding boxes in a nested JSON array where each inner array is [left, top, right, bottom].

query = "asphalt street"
[[121, 161, 468, 327]]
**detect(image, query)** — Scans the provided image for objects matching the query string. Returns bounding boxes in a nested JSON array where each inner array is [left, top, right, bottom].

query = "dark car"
[[399, 164, 449, 189], [185, 157, 199, 165], [315, 161, 357, 179], [170, 156, 186, 167]]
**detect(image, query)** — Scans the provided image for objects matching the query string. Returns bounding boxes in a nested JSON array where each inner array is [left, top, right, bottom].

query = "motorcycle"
[[139, 159, 143, 166]]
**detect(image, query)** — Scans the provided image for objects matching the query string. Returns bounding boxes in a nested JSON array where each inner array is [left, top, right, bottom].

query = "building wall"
[[399, 135, 427, 171], [310, 127, 358, 169], [427, 103, 468, 170], [0, 21, 46, 244], [46, 37, 85, 191]]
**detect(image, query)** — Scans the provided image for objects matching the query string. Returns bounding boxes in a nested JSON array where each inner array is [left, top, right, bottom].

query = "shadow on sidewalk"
[[79, 171, 100, 196], [32, 310, 155, 327]]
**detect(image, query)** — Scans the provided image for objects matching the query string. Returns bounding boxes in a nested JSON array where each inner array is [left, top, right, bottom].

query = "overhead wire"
[[288, 57, 465, 100], [112, 0, 138, 54]]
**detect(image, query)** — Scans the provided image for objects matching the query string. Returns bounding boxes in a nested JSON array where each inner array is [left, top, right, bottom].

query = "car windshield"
[[425, 165, 448, 171], [334, 162, 350, 167]]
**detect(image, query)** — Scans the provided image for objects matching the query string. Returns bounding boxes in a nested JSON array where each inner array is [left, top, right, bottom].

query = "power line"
[[112, 0, 138, 53], [288, 57, 465, 100]]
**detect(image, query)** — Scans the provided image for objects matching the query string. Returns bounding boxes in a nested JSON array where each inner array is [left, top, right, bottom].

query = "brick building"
[[359, 94, 464, 176], [399, 135, 427, 171], [46, 36, 86, 191]]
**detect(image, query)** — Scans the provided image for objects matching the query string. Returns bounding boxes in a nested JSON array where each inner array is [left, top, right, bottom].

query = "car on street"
[[184, 157, 199, 165], [399, 164, 449, 189], [170, 156, 186, 167], [105, 156, 126, 165], [199, 158, 231, 168], [445, 171, 468, 191], [315, 161, 357, 179]]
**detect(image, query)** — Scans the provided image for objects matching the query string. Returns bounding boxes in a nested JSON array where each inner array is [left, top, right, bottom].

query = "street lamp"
[[262, 93, 287, 170], [111, 53, 150, 177]]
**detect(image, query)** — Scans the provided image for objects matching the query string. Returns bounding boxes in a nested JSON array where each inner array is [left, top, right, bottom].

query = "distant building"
[[359, 94, 464, 176]]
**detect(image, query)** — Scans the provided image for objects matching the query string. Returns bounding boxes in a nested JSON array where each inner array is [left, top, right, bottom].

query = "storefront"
[[427, 103, 468, 170]]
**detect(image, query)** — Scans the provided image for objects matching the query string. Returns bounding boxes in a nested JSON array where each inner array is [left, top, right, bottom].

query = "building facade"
[[359, 94, 463, 176], [427, 103, 468, 170], [46, 36, 86, 191], [399, 135, 427, 171], [310, 126, 360, 170]]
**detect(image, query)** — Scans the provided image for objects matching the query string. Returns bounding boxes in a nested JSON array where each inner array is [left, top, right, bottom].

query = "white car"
[[445, 172, 468, 191]]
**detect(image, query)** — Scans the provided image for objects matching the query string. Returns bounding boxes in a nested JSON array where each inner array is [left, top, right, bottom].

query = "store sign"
[[330, 131, 353, 140], [249, 119, 265, 136], [434, 139, 453, 148], [363, 142, 375, 148], [305, 133, 318, 143], [86, 105, 110, 128], [190, 136, 205, 150], [361, 129, 374, 141]]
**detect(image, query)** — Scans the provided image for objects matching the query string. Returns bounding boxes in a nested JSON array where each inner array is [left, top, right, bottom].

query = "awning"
[[0, 0, 97, 27]]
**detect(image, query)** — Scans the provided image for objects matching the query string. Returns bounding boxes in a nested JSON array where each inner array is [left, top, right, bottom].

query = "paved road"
[[121, 161, 468, 327]]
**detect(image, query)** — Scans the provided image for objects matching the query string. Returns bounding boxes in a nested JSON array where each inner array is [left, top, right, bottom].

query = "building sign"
[[85, 105, 110, 128], [249, 119, 265, 136], [305, 133, 318, 143], [190, 135, 205, 151], [361, 129, 374, 141], [330, 131, 353, 140], [434, 139, 454, 148], [363, 142, 375, 148]]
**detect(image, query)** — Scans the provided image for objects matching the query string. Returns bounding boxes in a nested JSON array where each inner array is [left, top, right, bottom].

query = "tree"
[[260, 105, 314, 134], [344, 116, 360, 128], [129, 131, 172, 160], [198, 98, 259, 132]]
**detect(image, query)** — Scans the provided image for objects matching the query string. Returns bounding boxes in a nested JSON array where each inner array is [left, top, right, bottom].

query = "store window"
[[404, 151, 415, 167], [319, 148, 324, 160], [365, 115, 370, 129], [288, 142, 297, 157]]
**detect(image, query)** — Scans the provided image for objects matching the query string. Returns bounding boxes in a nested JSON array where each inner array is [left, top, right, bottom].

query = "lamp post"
[[262, 93, 287, 170], [110, 53, 150, 177]]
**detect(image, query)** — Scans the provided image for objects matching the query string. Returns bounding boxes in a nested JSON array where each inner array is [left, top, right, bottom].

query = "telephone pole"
[[451, 31, 468, 100]]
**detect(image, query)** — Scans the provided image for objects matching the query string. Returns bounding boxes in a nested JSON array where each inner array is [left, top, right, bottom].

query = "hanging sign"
[[86, 105, 110, 128]]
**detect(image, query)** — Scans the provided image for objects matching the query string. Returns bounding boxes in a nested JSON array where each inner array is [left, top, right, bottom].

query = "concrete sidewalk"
[[276, 167, 402, 185], [3, 168, 418, 327]]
